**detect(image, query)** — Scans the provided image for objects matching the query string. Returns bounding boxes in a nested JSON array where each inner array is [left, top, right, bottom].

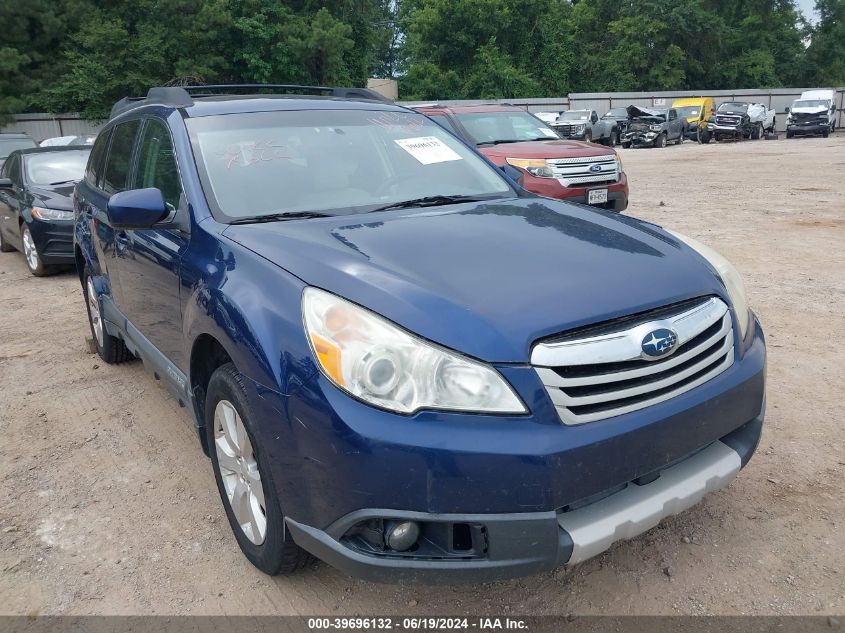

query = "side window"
[[102, 120, 141, 195], [85, 130, 111, 188], [132, 119, 183, 209], [7, 155, 22, 186]]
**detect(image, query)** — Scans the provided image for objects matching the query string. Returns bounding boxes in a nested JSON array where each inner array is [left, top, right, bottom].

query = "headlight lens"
[[302, 288, 527, 415], [667, 231, 751, 339], [506, 158, 554, 178], [32, 206, 73, 220], [649, 124, 663, 132], [613, 152, 623, 173]]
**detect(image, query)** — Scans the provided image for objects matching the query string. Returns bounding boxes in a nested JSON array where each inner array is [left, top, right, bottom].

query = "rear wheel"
[[751, 123, 762, 140], [83, 269, 134, 364], [206, 363, 312, 575]]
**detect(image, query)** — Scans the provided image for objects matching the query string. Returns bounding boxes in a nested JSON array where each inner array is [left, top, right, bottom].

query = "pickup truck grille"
[[531, 297, 735, 425], [546, 155, 619, 187], [552, 124, 581, 137], [714, 115, 742, 126]]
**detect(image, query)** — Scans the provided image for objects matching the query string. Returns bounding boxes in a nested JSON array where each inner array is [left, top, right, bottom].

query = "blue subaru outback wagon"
[[73, 85, 766, 582]]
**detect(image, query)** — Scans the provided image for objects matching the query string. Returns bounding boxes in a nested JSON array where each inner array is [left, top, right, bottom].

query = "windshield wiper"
[[228, 211, 332, 225], [369, 195, 488, 213], [479, 136, 558, 146], [49, 179, 76, 186]]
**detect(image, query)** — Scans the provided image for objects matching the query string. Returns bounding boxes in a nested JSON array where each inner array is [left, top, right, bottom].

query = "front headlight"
[[649, 124, 663, 132], [574, 124, 586, 132], [613, 152, 624, 173], [667, 231, 751, 340], [31, 206, 73, 221], [506, 158, 553, 178], [302, 288, 527, 415]]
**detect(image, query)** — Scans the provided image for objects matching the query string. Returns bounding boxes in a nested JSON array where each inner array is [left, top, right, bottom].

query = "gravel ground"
[[1, 134, 843, 616]]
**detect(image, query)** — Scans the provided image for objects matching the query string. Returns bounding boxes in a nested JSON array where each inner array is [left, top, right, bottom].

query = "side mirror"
[[107, 188, 168, 229], [499, 164, 525, 187], [0, 177, 12, 190], [784, 106, 790, 113], [591, 112, 598, 123]]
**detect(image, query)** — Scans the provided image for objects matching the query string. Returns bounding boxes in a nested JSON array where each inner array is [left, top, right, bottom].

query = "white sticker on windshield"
[[394, 136, 463, 165], [538, 127, 556, 137]]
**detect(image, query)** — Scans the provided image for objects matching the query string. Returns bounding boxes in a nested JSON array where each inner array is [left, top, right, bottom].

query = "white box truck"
[[786, 89, 837, 138]]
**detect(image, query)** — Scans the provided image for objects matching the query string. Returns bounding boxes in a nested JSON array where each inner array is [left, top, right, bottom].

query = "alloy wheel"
[[22, 228, 39, 271], [86, 277, 104, 347], [214, 399, 267, 545]]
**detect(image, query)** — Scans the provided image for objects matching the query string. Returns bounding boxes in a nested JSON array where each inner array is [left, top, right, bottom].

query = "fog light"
[[385, 520, 420, 552]]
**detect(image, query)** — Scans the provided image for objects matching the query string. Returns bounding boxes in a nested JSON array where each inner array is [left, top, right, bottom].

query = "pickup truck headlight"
[[667, 231, 751, 340], [506, 158, 554, 178], [649, 124, 663, 132], [302, 288, 527, 415], [31, 207, 73, 221]]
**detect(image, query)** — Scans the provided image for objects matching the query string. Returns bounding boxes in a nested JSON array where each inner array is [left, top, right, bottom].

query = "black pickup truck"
[[621, 106, 684, 148]]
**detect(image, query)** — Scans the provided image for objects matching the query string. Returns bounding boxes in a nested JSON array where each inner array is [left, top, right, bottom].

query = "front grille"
[[532, 297, 735, 425], [546, 154, 619, 187], [714, 115, 741, 126], [553, 124, 581, 137]]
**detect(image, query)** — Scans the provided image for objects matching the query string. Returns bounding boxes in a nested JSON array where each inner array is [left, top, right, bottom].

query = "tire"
[[621, 141, 631, 149], [822, 130, 829, 138], [0, 228, 15, 252], [584, 130, 592, 143], [83, 267, 134, 364], [751, 123, 762, 140], [609, 129, 618, 147], [21, 225, 51, 276], [655, 133, 667, 148], [206, 363, 312, 576], [676, 132, 684, 145], [786, 131, 794, 139]]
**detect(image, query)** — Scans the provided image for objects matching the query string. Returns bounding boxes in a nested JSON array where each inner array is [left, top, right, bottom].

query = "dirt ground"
[[1, 135, 844, 617]]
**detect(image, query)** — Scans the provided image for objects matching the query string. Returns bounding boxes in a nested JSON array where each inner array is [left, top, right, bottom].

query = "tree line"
[[1, 0, 843, 122]]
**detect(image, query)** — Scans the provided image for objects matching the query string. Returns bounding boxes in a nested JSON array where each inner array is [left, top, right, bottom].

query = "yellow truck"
[[671, 97, 715, 143]]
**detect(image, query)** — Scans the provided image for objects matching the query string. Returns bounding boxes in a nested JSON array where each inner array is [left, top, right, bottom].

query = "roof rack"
[[109, 84, 392, 119]]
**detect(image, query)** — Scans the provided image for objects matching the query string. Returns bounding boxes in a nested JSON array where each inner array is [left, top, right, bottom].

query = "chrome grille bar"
[[532, 298, 735, 425]]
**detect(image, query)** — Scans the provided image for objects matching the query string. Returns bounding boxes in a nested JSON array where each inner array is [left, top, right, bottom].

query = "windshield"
[[557, 111, 590, 121], [186, 109, 514, 220], [793, 100, 828, 109], [603, 108, 627, 119], [452, 111, 559, 144], [675, 106, 701, 119], [24, 150, 91, 185], [717, 102, 749, 114], [0, 138, 36, 159]]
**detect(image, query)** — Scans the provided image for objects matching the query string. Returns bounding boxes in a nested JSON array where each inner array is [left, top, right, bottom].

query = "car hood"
[[29, 184, 75, 211], [222, 198, 727, 363], [479, 140, 613, 161]]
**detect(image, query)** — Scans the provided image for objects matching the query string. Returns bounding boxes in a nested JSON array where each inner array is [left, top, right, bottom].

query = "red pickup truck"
[[412, 104, 628, 212]]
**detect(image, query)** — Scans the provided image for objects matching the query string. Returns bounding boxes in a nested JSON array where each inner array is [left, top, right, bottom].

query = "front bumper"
[[787, 122, 830, 135], [27, 218, 74, 263], [622, 131, 660, 147], [519, 172, 629, 212], [263, 317, 766, 582], [286, 415, 762, 583]]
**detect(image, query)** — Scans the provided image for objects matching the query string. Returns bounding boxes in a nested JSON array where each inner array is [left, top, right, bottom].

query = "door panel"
[[0, 155, 24, 249], [116, 118, 188, 368]]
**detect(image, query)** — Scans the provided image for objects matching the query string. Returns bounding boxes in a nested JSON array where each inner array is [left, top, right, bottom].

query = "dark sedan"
[[0, 146, 90, 276]]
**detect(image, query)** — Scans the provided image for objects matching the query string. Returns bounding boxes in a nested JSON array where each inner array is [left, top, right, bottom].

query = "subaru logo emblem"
[[641, 328, 678, 359], [589, 164, 602, 173]]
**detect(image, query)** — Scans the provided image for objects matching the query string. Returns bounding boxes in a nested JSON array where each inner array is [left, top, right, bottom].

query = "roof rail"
[[109, 83, 391, 119]]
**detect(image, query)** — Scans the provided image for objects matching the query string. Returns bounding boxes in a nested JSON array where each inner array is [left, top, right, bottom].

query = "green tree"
[[804, 0, 845, 84]]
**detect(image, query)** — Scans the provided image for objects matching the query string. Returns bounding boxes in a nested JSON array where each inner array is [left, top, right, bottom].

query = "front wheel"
[[584, 130, 592, 143], [609, 130, 619, 147], [21, 225, 51, 276], [698, 129, 711, 144], [207, 363, 312, 575], [655, 133, 667, 148]]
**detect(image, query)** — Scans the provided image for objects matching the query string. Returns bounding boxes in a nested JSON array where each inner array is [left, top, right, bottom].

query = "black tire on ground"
[[21, 225, 51, 277], [0, 228, 15, 252], [584, 130, 592, 143], [698, 129, 711, 144], [822, 130, 829, 138], [764, 133, 778, 140], [621, 141, 631, 149], [655, 133, 667, 148], [206, 362, 313, 576], [83, 266, 134, 364], [676, 132, 684, 145], [786, 131, 794, 139], [751, 123, 762, 140], [610, 129, 618, 147]]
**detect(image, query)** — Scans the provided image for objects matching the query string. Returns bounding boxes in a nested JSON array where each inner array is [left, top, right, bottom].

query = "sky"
[[795, 0, 818, 23]]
